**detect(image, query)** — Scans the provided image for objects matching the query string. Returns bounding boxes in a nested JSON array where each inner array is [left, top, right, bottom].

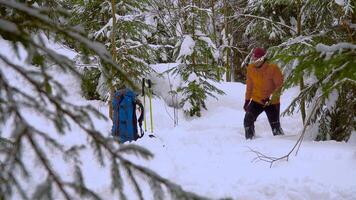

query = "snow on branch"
[[94, 13, 144, 39], [176, 35, 195, 63], [0, 18, 20, 34], [128, 55, 150, 67], [335, 0, 354, 15], [182, 5, 212, 15], [316, 42, 356, 53], [234, 13, 297, 34], [148, 44, 175, 49], [277, 35, 314, 48]]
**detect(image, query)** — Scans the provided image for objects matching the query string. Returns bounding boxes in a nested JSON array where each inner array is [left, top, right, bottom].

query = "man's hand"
[[243, 100, 250, 111]]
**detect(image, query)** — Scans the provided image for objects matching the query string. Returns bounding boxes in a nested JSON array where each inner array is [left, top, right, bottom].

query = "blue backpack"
[[111, 88, 144, 143]]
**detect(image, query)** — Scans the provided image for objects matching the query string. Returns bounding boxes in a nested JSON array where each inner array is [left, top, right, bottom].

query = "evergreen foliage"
[[228, 0, 356, 141], [70, 0, 156, 85], [1, 1, 355, 199], [0, 1, 207, 199], [69, 0, 355, 132], [81, 67, 101, 100], [172, 1, 225, 117], [65, 0, 229, 118], [317, 84, 356, 142], [266, 0, 356, 141]]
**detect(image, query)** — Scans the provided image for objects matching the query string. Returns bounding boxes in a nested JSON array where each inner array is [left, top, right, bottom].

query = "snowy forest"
[[0, 0, 355, 200]]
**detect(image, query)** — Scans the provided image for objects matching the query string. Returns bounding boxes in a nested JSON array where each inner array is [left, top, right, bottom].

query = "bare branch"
[[249, 97, 322, 167]]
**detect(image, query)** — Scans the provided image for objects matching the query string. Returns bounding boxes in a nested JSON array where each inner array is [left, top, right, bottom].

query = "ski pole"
[[142, 78, 147, 132], [147, 79, 153, 133]]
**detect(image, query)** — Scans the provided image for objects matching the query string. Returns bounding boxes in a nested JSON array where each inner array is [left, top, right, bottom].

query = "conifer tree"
[[249, 0, 355, 141], [0, 1, 207, 199], [70, 0, 227, 118], [230, 0, 355, 141], [271, 0, 355, 141], [70, 0, 157, 91], [172, 0, 224, 117]]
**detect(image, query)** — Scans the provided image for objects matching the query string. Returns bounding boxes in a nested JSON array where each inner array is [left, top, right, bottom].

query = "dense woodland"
[[0, 0, 355, 199]]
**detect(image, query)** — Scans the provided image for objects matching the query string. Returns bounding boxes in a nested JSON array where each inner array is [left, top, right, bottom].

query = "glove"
[[243, 100, 250, 111], [261, 98, 271, 106]]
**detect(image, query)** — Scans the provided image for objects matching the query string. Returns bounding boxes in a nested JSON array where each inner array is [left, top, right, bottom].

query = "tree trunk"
[[232, 32, 240, 82], [210, 0, 220, 80], [297, 0, 306, 124], [192, 0, 196, 67], [180, 0, 187, 33], [224, 0, 231, 82], [109, 0, 117, 120], [211, 0, 217, 44]]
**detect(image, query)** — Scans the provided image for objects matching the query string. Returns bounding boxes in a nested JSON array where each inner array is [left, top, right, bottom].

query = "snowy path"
[[134, 82, 356, 200]]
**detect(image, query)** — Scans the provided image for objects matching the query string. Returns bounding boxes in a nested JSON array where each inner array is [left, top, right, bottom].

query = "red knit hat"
[[252, 48, 266, 59]]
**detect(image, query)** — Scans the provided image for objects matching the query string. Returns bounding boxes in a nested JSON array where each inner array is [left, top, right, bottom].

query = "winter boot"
[[271, 122, 284, 136], [272, 127, 284, 136], [245, 126, 255, 140]]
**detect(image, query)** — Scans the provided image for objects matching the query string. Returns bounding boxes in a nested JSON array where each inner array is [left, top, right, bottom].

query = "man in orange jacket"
[[244, 47, 284, 139]]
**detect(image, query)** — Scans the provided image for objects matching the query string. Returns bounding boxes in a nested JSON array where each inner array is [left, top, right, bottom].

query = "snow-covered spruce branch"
[[116, 39, 153, 51], [219, 44, 245, 54], [182, 5, 212, 15], [114, 41, 173, 53], [232, 13, 297, 34], [0, 74, 29, 200], [1, 46, 207, 199], [81, 128, 209, 200], [0, 0, 137, 91], [26, 132, 72, 200], [0, 1, 209, 199], [148, 44, 175, 49], [281, 82, 317, 117], [277, 35, 314, 48], [0, 58, 101, 199], [94, 13, 147, 39], [149, 0, 177, 37], [74, 117, 208, 199], [0, 53, 101, 132]]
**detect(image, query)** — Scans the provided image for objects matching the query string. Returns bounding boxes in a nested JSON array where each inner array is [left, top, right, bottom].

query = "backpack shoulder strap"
[[135, 99, 144, 138]]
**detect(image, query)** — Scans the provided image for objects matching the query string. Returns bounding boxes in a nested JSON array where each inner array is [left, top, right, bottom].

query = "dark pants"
[[244, 101, 284, 139]]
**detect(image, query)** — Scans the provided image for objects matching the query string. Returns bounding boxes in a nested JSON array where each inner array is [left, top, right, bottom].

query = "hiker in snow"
[[243, 47, 285, 140]]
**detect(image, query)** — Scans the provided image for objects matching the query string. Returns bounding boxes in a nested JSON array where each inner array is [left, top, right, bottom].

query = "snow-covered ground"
[[79, 72, 356, 200], [2, 38, 356, 200], [132, 81, 356, 200]]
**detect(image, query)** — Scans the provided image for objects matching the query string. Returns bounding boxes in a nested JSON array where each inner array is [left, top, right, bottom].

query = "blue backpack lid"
[[115, 88, 136, 97]]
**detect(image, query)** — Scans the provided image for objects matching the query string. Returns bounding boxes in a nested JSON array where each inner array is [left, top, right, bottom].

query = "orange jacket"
[[245, 62, 284, 105]]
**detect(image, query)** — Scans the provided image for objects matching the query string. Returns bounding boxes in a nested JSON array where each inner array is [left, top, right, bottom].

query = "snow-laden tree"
[[170, 0, 225, 117], [70, 0, 158, 85], [240, 0, 356, 141], [69, 0, 154, 119], [69, 0, 179, 118], [69, 0, 230, 118], [271, 0, 355, 142], [0, 1, 207, 199]]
